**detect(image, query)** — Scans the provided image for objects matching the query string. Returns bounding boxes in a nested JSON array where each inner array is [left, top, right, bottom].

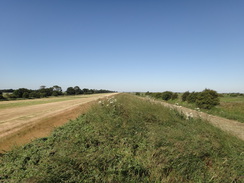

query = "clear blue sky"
[[1, 0, 243, 92]]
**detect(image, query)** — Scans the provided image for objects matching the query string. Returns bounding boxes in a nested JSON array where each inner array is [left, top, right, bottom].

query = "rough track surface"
[[0, 93, 117, 152]]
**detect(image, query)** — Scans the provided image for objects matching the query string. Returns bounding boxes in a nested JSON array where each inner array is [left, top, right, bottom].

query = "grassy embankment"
[[0, 94, 243, 182], [166, 94, 244, 123]]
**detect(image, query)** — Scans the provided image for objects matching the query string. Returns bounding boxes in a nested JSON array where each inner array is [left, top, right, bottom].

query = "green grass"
[[167, 95, 244, 123], [0, 95, 92, 110], [0, 94, 243, 182]]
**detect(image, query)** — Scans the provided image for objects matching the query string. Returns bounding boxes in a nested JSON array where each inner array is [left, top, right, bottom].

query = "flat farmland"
[[0, 93, 117, 152]]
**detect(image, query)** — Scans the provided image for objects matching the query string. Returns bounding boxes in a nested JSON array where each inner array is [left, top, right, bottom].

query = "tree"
[[52, 85, 62, 96], [29, 92, 39, 98], [0, 91, 5, 100], [66, 87, 75, 95], [196, 89, 220, 109], [82, 88, 89, 94], [13, 88, 29, 98], [53, 85, 62, 92], [74, 86, 82, 95], [22, 92, 29, 99], [52, 91, 59, 96], [40, 85, 46, 90]]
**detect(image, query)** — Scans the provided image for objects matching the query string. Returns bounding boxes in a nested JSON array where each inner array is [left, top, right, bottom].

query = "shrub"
[[186, 92, 199, 103], [135, 92, 140, 96], [161, 91, 173, 101], [182, 91, 190, 102], [171, 93, 178, 100], [196, 89, 220, 109]]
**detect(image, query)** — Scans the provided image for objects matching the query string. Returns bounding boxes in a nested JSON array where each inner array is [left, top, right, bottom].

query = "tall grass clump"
[[0, 94, 243, 182]]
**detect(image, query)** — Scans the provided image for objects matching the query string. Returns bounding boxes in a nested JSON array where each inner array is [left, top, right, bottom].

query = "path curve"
[[146, 98, 244, 141]]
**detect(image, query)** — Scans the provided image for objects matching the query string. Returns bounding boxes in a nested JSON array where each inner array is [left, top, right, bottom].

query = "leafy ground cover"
[[0, 94, 243, 182]]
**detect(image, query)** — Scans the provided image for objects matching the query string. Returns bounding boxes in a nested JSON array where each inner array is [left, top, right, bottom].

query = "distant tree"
[[82, 88, 89, 94], [89, 89, 94, 94], [0, 91, 5, 100], [13, 88, 29, 98], [29, 92, 38, 98], [66, 87, 75, 95], [52, 91, 59, 96], [40, 92, 48, 98], [39, 87, 53, 97], [40, 85, 46, 90], [182, 91, 190, 102], [22, 92, 29, 99], [74, 86, 82, 95], [196, 89, 220, 109], [53, 85, 62, 92], [135, 92, 140, 96]]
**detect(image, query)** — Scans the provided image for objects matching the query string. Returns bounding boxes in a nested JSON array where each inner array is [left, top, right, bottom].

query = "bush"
[[135, 92, 140, 96], [171, 93, 178, 100], [196, 89, 220, 109], [186, 92, 199, 103], [182, 91, 190, 102], [161, 91, 173, 101]]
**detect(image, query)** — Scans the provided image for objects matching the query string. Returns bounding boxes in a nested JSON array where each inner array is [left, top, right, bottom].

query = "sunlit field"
[[1, 94, 243, 182]]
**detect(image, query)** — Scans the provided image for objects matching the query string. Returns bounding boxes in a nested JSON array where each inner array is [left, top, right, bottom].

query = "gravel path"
[[148, 98, 244, 141]]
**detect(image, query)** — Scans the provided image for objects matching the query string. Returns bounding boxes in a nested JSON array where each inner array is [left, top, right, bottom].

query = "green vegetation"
[[0, 91, 5, 101], [146, 91, 178, 101], [181, 89, 220, 109], [207, 95, 244, 123], [146, 89, 219, 109], [0, 86, 115, 101], [167, 92, 244, 123], [1, 94, 243, 182]]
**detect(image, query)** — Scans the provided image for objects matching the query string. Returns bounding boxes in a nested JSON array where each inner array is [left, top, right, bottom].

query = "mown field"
[[0, 94, 243, 182], [0, 95, 94, 110], [166, 94, 244, 123]]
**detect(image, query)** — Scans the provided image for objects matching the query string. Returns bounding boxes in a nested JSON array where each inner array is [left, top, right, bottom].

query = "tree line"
[[0, 86, 115, 100]]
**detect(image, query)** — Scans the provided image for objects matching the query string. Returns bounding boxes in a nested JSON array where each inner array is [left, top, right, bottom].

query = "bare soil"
[[149, 98, 244, 141], [0, 93, 117, 152]]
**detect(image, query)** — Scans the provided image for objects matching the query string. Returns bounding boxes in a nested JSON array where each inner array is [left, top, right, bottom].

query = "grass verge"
[[0, 94, 243, 182], [167, 95, 244, 123]]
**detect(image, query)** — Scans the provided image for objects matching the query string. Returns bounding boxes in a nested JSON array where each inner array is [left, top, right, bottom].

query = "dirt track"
[[0, 93, 117, 152], [148, 98, 244, 141]]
